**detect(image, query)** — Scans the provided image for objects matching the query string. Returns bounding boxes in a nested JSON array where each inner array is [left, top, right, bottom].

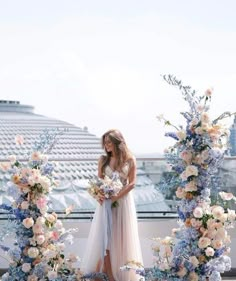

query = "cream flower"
[[176, 130, 186, 141], [23, 217, 34, 229], [212, 239, 223, 249], [176, 266, 187, 277], [28, 247, 39, 258], [211, 206, 225, 219], [21, 201, 29, 209], [198, 237, 211, 249], [189, 271, 199, 281], [219, 192, 235, 201], [185, 165, 198, 177], [189, 256, 199, 267]]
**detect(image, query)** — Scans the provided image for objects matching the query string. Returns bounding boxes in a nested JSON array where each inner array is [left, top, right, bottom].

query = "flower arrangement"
[[120, 260, 145, 278], [87, 172, 123, 208], [0, 131, 83, 281], [149, 75, 236, 281]]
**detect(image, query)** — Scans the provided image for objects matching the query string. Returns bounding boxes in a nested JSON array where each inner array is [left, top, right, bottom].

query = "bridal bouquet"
[[88, 173, 123, 207]]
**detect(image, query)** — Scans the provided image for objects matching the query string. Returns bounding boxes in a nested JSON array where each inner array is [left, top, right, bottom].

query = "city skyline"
[[1, 1, 236, 153]]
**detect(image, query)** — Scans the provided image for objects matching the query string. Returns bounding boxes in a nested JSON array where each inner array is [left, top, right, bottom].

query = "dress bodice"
[[104, 161, 130, 186]]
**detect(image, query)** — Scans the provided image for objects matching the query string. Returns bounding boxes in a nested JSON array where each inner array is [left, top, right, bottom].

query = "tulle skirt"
[[82, 190, 144, 281]]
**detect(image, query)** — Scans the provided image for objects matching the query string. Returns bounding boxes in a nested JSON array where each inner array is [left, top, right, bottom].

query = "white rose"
[[205, 247, 215, 257], [22, 263, 31, 273], [23, 218, 34, 229]]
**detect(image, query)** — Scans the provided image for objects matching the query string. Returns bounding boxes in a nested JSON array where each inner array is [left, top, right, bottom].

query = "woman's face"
[[104, 136, 114, 153]]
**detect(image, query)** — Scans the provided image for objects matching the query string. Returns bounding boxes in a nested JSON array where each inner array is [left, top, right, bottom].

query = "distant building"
[[0, 100, 170, 212], [229, 116, 236, 156]]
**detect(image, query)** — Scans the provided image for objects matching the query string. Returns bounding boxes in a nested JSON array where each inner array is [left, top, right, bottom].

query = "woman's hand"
[[98, 194, 105, 205], [111, 195, 119, 203]]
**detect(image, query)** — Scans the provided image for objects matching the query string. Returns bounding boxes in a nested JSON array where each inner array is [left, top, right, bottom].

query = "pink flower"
[[180, 150, 192, 163], [205, 88, 213, 97], [31, 151, 41, 161], [36, 235, 45, 245], [51, 231, 60, 241], [36, 197, 47, 209], [176, 187, 186, 199]]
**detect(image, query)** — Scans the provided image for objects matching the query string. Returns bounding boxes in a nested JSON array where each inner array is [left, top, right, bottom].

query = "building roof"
[[0, 101, 170, 212]]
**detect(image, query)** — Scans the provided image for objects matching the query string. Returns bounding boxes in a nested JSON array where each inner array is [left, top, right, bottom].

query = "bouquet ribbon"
[[101, 199, 113, 260]]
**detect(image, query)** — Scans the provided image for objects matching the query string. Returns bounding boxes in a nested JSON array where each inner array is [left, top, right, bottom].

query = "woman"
[[82, 129, 144, 281]]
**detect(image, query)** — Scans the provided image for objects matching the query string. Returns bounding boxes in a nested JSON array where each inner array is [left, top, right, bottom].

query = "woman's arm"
[[98, 155, 105, 179], [112, 157, 136, 202]]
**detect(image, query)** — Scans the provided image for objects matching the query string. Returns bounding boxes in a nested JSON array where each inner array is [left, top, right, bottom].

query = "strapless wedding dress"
[[82, 162, 144, 281]]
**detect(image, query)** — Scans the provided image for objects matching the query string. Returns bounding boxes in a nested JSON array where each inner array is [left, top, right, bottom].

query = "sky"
[[0, 0, 236, 154]]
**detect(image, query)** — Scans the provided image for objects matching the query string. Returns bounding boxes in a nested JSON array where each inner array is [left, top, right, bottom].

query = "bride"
[[82, 129, 144, 281]]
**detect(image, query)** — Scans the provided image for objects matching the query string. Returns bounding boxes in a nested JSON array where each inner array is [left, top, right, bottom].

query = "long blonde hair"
[[101, 129, 133, 172]]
